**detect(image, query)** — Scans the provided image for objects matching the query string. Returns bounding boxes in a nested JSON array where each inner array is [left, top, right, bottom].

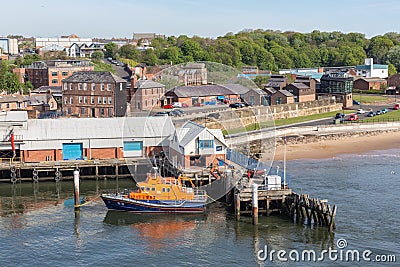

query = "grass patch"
[[353, 94, 389, 103], [93, 60, 116, 73], [360, 109, 400, 123], [271, 110, 354, 127], [223, 110, 354, 135]]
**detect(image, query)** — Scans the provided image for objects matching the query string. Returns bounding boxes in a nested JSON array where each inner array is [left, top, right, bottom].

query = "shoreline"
[[271, 130, 400, 161]]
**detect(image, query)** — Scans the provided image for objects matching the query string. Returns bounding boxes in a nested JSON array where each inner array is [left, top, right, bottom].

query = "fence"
[[226, 148, 270, 171]]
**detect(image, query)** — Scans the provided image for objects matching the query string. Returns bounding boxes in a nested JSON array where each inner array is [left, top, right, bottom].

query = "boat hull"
[[101, 195, 206, 213]]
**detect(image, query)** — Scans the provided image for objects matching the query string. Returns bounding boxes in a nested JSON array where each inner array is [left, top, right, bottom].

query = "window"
[[63, 83, 67, 90], [199, 140, 214, 149], [64, 98, 68, 104], [98, 97, 102, 104], [83, 83, 87, 90], [6, 103, 10, 108], [100, 108, 105, 116], [216, 146, 223, 151], [51, 72, 57, 76], [108, 97, 112, 104], [107, 84, 111, 91], [91, 83, 95, 91], [119, 83, 123, 91], [81, 107, 86, 114], [91, 97, 94, 104], [69, 83, 72, 90], [103, 97, 107, 104], [84, 96, 87, 104], [70, 97, 74, 104], [78, 83, 82, 90], [78, 96, 82, 103], [101, 83, 105, 91], [68, 107, 72, 114], [52, 79, 58, 84], [108, 108, 113, 117], [62, 71, 68, 76]]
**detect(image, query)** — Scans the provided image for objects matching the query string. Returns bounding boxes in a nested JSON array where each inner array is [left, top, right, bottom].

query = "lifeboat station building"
[[0, 111, 175, 163], [168, 121, 228, 169]]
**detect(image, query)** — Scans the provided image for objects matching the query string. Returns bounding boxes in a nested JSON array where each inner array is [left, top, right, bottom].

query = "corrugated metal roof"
[[0, 111, 28, 122], [178, 121, 227, 147], [279, 90, 294, 97], [20, 116, 174, 141]]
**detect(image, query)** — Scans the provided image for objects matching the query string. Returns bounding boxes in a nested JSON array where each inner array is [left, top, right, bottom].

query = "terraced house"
[[62, 71, 127, 117]]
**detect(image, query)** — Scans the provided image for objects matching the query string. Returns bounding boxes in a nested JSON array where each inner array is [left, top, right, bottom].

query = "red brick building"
[[62, 71, 127, 117], [353, 77, 387, 91], [129, 79, 166, 111]]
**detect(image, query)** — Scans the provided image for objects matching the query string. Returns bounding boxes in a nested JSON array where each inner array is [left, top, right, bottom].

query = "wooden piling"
[[73, 169, 80, 211], [235, 193, 241, 220], [329, 205, 337, 232], [251, 183, 258, 225]]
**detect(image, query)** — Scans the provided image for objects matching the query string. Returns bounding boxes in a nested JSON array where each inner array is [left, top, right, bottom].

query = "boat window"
[[152, 188, 155, 191], [140, 186, 145, 191], [146, 188, 150, 191], [167, 188, 171, 192], [162, 188, 165, 192]]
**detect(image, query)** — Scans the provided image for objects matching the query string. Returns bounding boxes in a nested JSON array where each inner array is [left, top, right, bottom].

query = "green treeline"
[[108, 29, 400, 74]]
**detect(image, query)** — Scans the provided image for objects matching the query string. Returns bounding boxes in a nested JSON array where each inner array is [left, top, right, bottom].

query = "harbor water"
[[1, 149, 399, 266]]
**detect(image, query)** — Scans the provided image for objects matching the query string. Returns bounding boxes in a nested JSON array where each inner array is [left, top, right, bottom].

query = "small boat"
[[101, 169, 207, 213]]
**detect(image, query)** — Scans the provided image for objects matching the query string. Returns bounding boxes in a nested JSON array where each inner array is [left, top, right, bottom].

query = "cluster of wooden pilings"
[[233, 184, 337, 232], [281, 193, 337, 232]]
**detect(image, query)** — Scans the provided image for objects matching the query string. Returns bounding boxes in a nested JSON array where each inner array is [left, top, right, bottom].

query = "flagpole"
[[283, 136, 286, 188]]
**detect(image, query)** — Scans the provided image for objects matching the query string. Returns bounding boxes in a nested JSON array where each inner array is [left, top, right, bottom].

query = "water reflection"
[[104, 211, 205, 250]]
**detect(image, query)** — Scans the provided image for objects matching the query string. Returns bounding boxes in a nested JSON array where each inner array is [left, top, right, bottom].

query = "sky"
[[1, 0, 399, 39]]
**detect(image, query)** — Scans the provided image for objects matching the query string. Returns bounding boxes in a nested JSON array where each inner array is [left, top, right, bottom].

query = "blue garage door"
[[63, 143, 83, 160], [123, 141, 143, 157]]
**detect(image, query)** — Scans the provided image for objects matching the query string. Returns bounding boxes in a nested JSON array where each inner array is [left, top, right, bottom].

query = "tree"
[[160, 47, 183, 64], [119, 44, 138, 60], [0, 60, 23, 93], [104, 42, 118, 58], [91, 51, 104, 61], [385, 45, 400, 71], [388, 63, 397, 76], [141, 49, 158, 66], [367, 36, 394, 63], [253, 76, 270, 88]]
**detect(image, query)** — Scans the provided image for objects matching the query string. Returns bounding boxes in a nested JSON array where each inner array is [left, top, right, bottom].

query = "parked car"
[[168, 110, 181, 117], [357, 109, 366, 114], [154, 112, 169, 116], [229, 103, 240, 108], [381, 108, 389, 114], [367, 111, 376, 117], [182, 103, 189, 108], [163, 104, 174, 109], [375, 110, 382, 115], [173, 109, 185, 115], [172, 102, 182, 108], [193, 102, 204, 107], [348, 114, 358, 121], [335, 113, 345, 119], [353, 100, 361, 105], [394, 103, 400, 110]]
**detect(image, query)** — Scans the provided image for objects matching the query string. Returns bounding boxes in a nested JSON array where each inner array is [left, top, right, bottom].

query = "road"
[[103, 58, 131, 84]]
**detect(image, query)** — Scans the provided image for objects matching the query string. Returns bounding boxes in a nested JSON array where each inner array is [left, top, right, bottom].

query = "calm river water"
[[1, 149, 399, 266]]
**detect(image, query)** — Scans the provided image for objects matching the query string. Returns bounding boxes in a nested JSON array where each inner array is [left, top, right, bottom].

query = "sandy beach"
[[272, 130, 400, 161]]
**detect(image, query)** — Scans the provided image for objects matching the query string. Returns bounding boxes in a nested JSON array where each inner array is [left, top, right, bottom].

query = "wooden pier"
[[233, 183, 337, 232]]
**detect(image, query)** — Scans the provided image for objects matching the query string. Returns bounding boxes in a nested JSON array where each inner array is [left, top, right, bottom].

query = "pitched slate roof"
[[279, 90, 294, 97], [289, 82, 310, 89], [167, 84, 240, 98], [62, 71, 126, 83], [0, 95, 27, 103], [136, 79, 165, 89]]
